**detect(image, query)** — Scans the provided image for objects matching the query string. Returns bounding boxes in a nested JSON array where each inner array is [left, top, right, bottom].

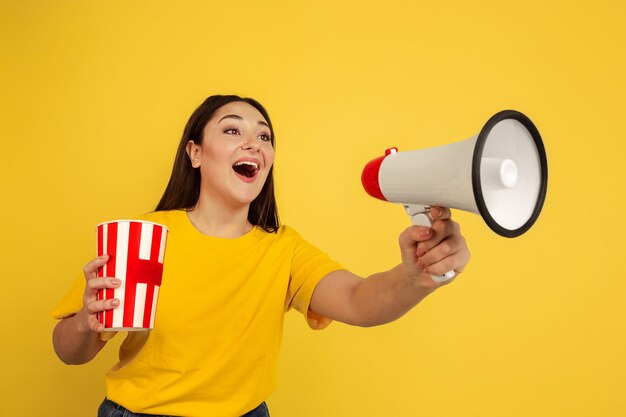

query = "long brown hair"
[[155, 95, 280, 233]]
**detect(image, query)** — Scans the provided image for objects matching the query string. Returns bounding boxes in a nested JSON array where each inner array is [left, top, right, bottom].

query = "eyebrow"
[[218, 114, 270, 129]]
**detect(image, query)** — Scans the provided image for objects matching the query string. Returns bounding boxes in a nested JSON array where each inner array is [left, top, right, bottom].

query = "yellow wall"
[[1, 1, 625, 416]]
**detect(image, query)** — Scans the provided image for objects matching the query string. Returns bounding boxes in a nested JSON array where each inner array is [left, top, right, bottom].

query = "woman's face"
[[187, 101, 275, 209]]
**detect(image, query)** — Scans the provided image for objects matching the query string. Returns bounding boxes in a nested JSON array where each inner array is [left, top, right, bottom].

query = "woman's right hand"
[[52, 255, 120, 364], [81, 254, 121, 333]]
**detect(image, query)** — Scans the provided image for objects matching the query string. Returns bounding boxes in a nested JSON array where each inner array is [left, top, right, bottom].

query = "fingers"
[[398, 207, 454, 263], [84, 311, 107, 333], [399, 225, 433, 247], [399, 226, 433, 264], [414, 207, 471, 276], [417, 211, 456, 255], [80, 255, 122, 334], [83, 288, 121, 333], [85, 297, 120, 316], [83, 297, 120, 333], [83, 255, 109, 279], [419, 232, 470, 276], [86, 277, 122, 291], [398, 206, 470, 286], [430, 206, 451, 221], [82, 276, 121, 317]]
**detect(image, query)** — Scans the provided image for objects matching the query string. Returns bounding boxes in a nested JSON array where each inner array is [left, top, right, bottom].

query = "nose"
[[242, 136, 260, 152]]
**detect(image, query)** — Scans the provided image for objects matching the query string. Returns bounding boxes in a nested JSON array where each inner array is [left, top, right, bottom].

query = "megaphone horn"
[[361, 110, 548, 282]]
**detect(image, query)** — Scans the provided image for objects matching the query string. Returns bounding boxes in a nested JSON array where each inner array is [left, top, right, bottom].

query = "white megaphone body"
[[361, 110, 548, 283]]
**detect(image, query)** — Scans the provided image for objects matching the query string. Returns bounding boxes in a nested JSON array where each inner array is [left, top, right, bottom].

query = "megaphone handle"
[[410, 212, 456, 284]]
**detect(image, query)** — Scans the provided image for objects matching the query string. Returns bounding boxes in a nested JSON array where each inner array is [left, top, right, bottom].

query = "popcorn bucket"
[[96, 220, 168, 331]]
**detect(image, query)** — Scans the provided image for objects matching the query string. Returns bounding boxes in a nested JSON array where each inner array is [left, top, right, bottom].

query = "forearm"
[[312, 266, 438, 328], [311, 209, 469, 328], [52, 309, 107, 365], [350, 264, 437, 327]]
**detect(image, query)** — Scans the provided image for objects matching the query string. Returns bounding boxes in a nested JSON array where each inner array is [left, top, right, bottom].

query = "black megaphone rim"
[[471, 110, 548, 238]]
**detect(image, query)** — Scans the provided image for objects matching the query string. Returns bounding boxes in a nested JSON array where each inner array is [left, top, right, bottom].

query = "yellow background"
[[1, 1, 625, 416]]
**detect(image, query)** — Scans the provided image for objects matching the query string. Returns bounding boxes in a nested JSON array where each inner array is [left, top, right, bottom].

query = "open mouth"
[[232, 161, 259, 178]]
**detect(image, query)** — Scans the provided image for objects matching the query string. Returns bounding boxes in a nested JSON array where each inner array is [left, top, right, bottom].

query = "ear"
[[186, 140, 201, 168]]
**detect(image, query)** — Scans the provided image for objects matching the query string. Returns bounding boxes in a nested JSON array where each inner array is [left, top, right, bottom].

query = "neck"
[[187, 197, 252, 238]]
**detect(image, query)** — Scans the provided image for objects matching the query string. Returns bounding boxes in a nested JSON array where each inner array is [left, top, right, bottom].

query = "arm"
[[310, 207, 470, 327], [52, 255, 121, 364]]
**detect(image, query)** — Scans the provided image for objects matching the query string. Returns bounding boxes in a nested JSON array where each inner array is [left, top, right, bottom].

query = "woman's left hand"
[[399, 206, 471, 288]]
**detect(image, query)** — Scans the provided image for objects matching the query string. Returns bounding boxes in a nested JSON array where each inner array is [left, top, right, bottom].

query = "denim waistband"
[[98, 398, 269, 417]]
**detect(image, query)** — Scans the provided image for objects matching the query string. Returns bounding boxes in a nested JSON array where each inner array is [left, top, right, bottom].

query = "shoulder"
[[134, 210, 192, 240], [137, 210, 186, 229], [272, 224, 305, 242], [271, 226, 331, 257], [275, 224, 297, 237], [251, 225, 307, 252]]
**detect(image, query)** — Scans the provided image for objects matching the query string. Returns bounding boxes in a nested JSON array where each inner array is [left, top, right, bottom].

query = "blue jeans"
[[97, 398, 270, 417]]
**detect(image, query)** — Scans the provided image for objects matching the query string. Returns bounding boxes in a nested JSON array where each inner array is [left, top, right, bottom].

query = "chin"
[[233, 190, 263, 206]]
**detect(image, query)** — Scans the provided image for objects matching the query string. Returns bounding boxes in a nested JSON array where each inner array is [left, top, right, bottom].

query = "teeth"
[[234, 161, 258, 170]]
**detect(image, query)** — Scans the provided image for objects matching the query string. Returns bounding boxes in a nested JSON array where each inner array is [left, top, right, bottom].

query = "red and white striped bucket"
[[96, 220, 168, 331]]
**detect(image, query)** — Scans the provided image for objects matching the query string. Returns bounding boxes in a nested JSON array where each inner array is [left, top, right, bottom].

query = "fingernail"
[[416, 247, 425, 257], [111, 279, 121, 286], [422, 229, 432, 238], [111, 299, 120, 306], [99, 254, 108, 260]]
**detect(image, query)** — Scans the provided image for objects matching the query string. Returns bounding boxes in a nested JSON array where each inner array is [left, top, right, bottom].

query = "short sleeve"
[[286, 229, 344, 330], [51, 273, 119, 341], [51, 274, 85, 320]]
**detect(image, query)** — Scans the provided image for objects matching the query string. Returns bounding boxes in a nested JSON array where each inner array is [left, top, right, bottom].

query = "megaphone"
[[361, 110, 548, 283]]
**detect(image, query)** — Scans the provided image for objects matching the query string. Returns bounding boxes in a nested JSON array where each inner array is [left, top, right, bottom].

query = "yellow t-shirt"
[[51, 210, 343, 417]]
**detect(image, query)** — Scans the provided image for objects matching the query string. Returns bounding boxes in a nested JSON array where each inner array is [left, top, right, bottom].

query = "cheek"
[[203, 142, 230, 164], [264, 148, 275, 168]]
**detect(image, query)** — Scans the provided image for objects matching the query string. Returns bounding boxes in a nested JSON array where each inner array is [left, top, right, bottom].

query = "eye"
[[224, 127, 240, 135], [258, 133, 271, 142]]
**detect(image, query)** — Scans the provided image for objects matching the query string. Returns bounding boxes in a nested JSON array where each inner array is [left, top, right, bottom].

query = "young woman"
[[52, 95, 470, 417]]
